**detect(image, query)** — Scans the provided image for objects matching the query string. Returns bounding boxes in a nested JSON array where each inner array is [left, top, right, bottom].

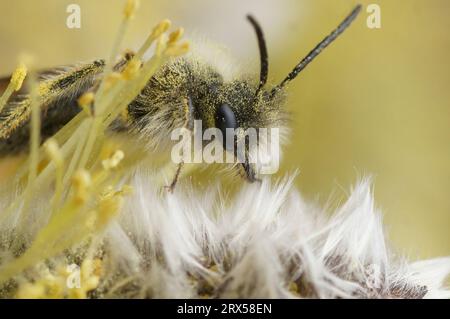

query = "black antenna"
[[247, 14, 269, 96], [272, 4, 362, 95]]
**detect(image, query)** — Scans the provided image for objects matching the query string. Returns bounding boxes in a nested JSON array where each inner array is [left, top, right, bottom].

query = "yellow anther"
[[122, 58, 141, 80], [77, 92, 94, 107], [10, 62, 27, 91], [123, 0, 139, 19], [168, 28, 184, 45], [102, 150, 124, 170], [77, 92, 95, 116], [150, 19, 171, 40], [44, 139, 63, 167], [72, 169, 92, 203]]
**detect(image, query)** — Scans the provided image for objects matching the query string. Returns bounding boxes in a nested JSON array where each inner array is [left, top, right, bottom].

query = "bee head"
[[212, 6, 361, 182], [214, 79, 286, 182]]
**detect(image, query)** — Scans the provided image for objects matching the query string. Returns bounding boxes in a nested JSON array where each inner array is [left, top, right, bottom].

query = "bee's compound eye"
[[216, 104, 237, 131], [215, 104, 238, 150]]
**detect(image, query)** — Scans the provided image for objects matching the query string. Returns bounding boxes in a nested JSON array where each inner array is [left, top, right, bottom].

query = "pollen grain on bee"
[[170, 120, 280, 175]]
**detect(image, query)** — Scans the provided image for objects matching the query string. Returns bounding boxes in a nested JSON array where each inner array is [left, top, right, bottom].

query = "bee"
[[0, 5, 361, 189]]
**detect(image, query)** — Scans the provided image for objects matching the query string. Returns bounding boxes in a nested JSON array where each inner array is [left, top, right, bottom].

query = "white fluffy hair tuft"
[[94, 170, 449, 299]]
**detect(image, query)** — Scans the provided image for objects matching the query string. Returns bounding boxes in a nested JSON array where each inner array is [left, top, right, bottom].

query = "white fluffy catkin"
[[98, 170, 449, 298], [1, 169, 449, 298]]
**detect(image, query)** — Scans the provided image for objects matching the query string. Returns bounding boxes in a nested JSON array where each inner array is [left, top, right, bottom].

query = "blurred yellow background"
[[0, 0, 448, 259]]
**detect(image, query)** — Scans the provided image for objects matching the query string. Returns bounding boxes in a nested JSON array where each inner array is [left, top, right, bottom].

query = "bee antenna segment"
[[271, 4, 362, 95], [247, 14, 269, 97]]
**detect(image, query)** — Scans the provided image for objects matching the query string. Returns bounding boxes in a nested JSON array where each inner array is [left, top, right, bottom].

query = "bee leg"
[[164, 97, 194, 192], [164, 161, 184, 193]]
